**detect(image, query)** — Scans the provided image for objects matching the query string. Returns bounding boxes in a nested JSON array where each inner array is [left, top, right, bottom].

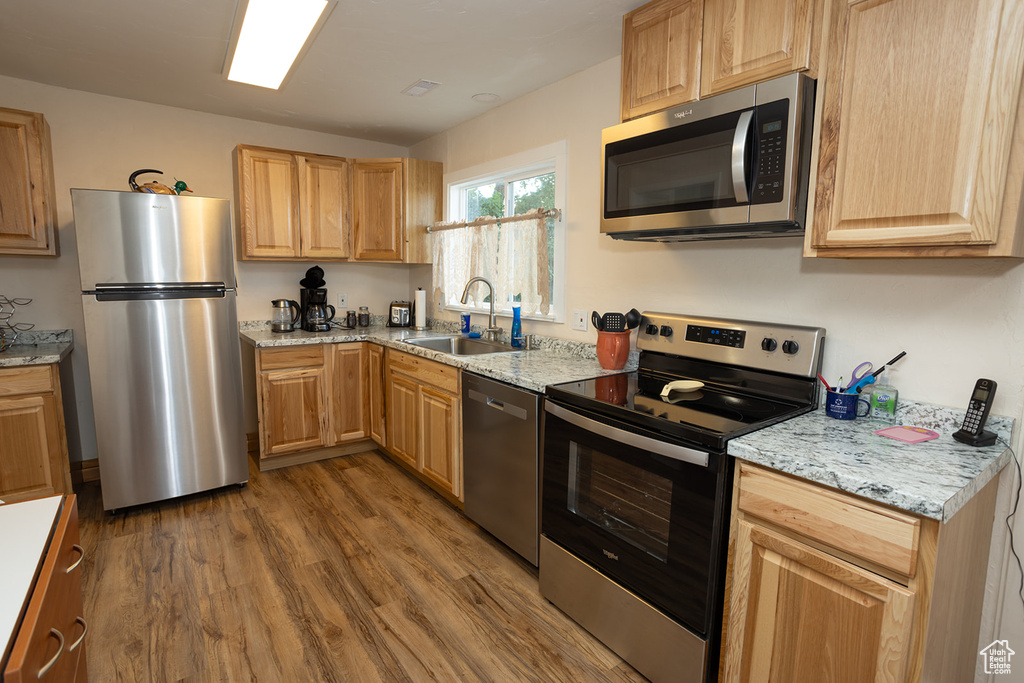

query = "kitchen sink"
[[403, 336, 517, 356]]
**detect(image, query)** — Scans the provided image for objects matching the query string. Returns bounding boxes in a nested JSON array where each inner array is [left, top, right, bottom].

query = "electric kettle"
[[270, 299, 301, 332]]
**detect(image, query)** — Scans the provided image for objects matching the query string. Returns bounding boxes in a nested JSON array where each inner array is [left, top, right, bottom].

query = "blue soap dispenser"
[[511, 302, 523, 348]]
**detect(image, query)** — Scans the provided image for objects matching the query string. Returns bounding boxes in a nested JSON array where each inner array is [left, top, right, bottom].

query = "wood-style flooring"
[[77, 451, 647, 682]]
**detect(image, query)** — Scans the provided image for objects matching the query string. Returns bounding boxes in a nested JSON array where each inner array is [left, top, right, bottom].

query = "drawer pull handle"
[[37, 628, 64, 678], [66, 544, 84, 573], [69, 617, 88, 652]]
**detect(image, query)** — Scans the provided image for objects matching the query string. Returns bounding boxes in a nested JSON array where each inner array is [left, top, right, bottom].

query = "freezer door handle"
[[93, 287, 227, 301]]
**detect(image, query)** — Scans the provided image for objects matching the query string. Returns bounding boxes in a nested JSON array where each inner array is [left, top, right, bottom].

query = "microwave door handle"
[[731, 110, 754, 203], [545, 402, 709, 468]]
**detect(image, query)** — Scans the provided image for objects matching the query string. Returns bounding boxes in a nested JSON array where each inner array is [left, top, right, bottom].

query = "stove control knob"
[[782, 340, 800, 355], [660, 325, 673, 337], [761, 337, 778, 352], [645, 324, 659, 335]]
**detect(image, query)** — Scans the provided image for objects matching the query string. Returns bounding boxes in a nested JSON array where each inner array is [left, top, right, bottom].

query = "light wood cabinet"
[[236, 144, 351, 260], [0, 107, 59, 256], [367, 343, 387, 448], [254, 342, 374, 469], [701, 0, 821, 97], [806, 0, 1024, 257], [620, 0, 704, 121], [4, 496, 87, 683], [0, 364, 72, 503], [351, 158, 442, 263], [383, 349, 462, 503], [723, 462, 1002, 683], [620, 0, 820, 121]]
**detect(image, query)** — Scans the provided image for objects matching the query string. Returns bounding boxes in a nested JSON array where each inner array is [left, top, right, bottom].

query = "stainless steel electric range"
[[540, 312, 825, 683]]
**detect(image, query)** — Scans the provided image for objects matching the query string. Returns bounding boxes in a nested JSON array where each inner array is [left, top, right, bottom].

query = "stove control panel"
[[637, 312, 826, 378]]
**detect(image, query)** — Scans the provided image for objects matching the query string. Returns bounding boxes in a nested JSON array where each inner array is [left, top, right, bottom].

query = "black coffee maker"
[[299, 266, 335, 332]]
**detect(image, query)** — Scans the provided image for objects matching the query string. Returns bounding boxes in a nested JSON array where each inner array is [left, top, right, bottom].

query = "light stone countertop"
[[727, 399, 1014, 522], [239, 322, 637, 394], [0, 330, 73, 368]]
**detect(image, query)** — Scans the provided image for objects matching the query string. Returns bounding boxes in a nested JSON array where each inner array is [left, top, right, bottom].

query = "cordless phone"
[[953, 378, 997, 446]]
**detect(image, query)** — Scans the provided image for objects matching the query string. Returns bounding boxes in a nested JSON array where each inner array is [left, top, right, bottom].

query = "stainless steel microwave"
[[601, 74, 815, 242]]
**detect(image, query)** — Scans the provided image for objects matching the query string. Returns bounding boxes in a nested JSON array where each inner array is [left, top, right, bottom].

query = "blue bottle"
[[511, 303, 523, 348]]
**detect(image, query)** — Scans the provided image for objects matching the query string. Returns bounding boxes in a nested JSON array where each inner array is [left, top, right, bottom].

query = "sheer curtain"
[[432, 209, 550, 317]]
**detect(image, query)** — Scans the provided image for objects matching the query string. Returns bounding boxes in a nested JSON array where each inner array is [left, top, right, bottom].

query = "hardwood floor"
[[77, 451, 648, 682]]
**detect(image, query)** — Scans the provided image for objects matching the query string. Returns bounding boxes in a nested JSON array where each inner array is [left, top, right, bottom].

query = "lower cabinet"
[[367, 344, 387, 447], [3, 495, 88, 682], [0, 364, 72, 503], [255, 342, 371, 469], [723, 461, 1001, 683], [384, 349, 462, 503]]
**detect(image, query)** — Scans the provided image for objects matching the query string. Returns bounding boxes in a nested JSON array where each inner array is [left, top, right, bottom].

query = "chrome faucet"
[[461, 277, 503, 341]]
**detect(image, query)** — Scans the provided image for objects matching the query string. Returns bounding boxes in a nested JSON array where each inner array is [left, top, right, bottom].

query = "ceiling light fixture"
[[402, 80, 442, 97], [224, 0, 335, 90], [472, 93, 501, 104]]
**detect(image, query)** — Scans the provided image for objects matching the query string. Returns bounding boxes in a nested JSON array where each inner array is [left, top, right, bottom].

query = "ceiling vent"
[[402, 80, 441, 97]]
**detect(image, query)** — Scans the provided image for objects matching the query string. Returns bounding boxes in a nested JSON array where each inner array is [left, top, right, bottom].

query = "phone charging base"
[[952, 429, 997, 447]]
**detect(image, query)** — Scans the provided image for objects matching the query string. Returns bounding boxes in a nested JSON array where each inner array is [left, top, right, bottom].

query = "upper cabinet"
[[0, 107, 59, 256], [619, 0, 820, 121], [621, 0, 704, 121], [235, 145, 441, 263], [701, 0, 822, 97], [806, 0, 1024, 257], [352, 158, 441, 263]]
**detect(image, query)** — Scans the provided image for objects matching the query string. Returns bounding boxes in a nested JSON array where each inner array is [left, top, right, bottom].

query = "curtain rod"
[[427, 208, 562, 233]]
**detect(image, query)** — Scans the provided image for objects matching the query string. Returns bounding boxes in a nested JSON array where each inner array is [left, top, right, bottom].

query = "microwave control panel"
[[752, 99, 790, 205]]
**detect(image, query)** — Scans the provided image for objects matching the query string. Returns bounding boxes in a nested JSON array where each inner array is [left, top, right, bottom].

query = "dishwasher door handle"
[[468, 388, 529, 421]]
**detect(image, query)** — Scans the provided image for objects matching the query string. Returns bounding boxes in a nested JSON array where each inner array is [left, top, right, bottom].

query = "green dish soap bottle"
[[868, 368, 898, 422]]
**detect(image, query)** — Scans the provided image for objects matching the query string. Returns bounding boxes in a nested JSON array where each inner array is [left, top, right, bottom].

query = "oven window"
[[568, 442, 672, 561]]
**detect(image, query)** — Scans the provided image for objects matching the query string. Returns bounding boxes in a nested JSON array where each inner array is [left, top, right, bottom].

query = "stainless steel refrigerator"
[[72, 189, 247, 511]]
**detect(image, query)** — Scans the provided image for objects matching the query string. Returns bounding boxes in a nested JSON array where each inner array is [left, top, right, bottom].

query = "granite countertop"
[[0, 330, 73, 368], [239, 321, 636, 394], [728, 399, 1014, 522]]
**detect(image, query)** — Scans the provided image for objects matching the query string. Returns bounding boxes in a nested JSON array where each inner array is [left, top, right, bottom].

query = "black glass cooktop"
[[546, 368, 811, 450]]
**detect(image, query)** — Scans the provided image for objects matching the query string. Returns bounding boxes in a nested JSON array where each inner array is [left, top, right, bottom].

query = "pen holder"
[[596, 330, 630, 370], [824, 389, 870, 420]]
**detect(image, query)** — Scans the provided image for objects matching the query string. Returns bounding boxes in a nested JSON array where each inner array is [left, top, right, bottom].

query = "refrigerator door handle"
[[93, 287, 227, 302]]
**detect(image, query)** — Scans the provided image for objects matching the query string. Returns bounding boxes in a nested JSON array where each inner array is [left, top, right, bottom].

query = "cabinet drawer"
[[387, 349, 459, 395], [258, 345, 324, 371], [0, 365, 54, 397], [736, 463, 921, 577]]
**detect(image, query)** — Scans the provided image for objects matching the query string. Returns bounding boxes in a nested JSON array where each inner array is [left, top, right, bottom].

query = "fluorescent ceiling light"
[[226, 0, 332, 90]]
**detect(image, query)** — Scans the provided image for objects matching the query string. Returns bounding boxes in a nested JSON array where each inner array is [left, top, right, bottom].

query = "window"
[[433, 142, 566, 321]]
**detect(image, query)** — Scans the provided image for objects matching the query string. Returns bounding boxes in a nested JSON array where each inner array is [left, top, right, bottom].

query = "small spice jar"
[[358, 306, 370, 327]]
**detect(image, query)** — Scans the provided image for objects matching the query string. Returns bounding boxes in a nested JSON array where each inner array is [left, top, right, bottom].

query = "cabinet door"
[[385, 372, 419, 468], [236, 145, 301, 259], [809, 0, 1024, 254], [352, 159, 404, 261], [701, 0, 819, 96], [0, 107, 58, 256], [418, 387, 460, 499], [328, 343, 367, 444], [620, 0, 704, 121], [258, 367, 328, 457], [724, 520, 915, 683], [367, 344, 387, 447], [0, 394, 65, 502], [300, 154, 351, 259]]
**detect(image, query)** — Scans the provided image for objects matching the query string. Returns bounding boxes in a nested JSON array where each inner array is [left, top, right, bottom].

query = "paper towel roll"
[[414, 289, 427, 329]]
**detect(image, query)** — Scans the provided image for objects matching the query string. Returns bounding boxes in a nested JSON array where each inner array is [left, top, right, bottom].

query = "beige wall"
[[0, 74, 414, 461], [411, 57, 1024, 664]]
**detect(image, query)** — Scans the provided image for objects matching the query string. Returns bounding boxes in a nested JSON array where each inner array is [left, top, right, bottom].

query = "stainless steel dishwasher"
[[462, 372, 542, 565]]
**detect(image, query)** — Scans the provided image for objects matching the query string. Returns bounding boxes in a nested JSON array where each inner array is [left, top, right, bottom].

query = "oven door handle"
[[731, 109, 754, 204], [545, 402, 709, 468]]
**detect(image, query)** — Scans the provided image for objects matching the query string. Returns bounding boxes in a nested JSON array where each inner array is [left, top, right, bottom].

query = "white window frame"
[[441, 140, 567, 323]]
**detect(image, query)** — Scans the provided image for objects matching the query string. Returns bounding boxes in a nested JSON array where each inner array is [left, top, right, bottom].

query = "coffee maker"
[[298, 266, 335, 332], [301, 288, 335, 332]]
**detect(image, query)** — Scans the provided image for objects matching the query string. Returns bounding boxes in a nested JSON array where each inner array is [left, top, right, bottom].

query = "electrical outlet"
[[337, 293, 347, 309], [571, 309, 588, 331]]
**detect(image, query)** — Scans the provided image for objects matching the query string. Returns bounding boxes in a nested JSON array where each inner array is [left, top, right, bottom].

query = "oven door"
[[541, 401, 731, 637]]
